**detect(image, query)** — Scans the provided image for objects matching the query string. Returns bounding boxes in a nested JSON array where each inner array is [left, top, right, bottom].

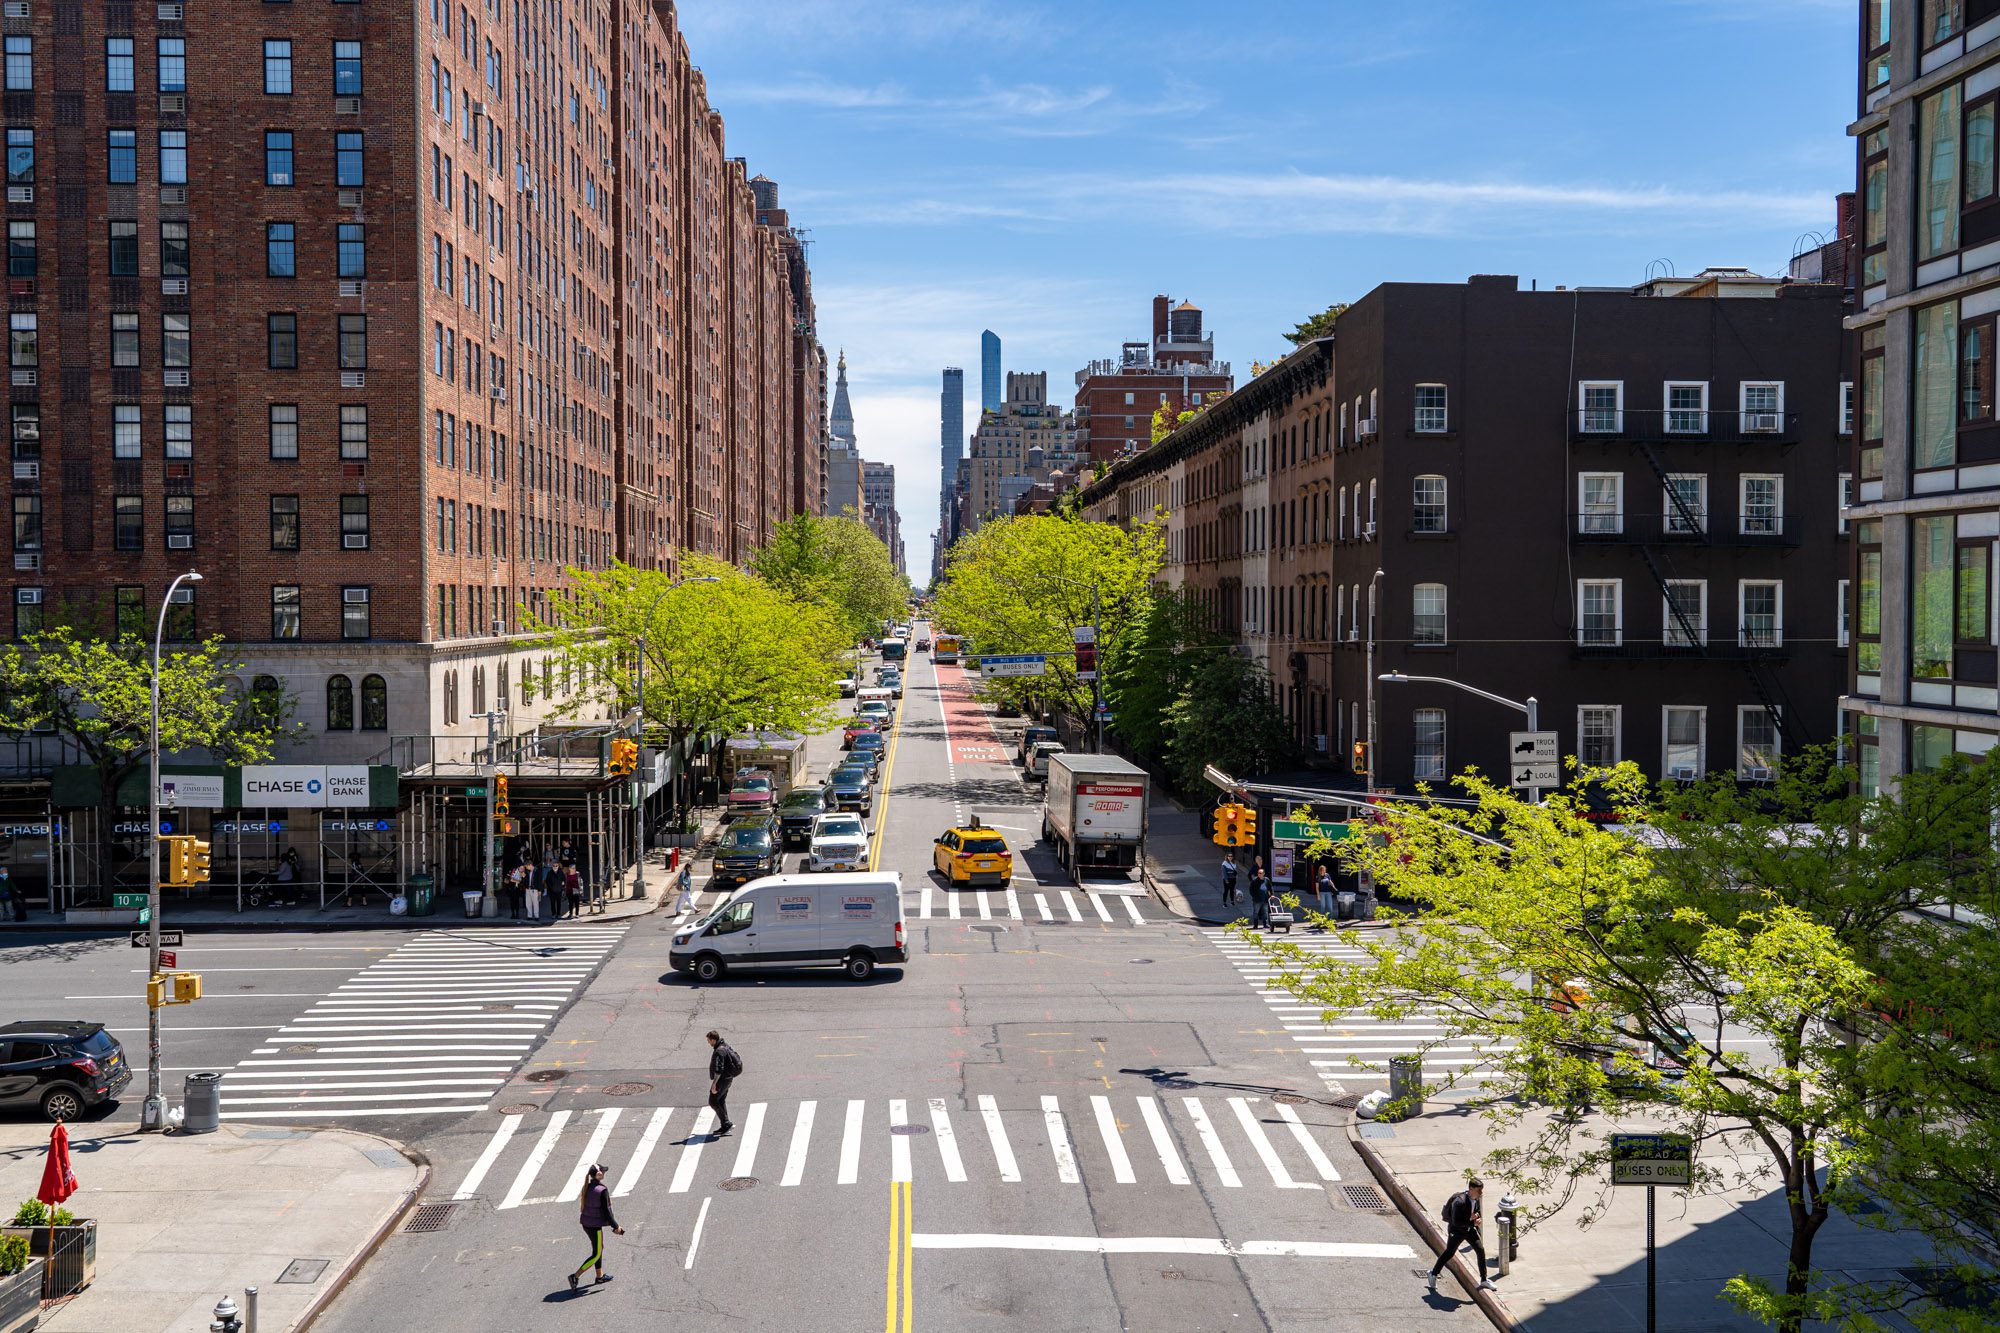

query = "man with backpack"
[[1429, 1177, 1497, 1293], [706, 1030, 741, 1136], [1219, 852, 1239, 912]]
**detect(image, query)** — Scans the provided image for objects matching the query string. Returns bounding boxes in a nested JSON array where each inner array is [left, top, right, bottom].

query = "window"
[[1839, 473, 1853, 534], [1665, 381, 1708, 434], [263, 40, 292, 95], [338, 315, 366, 368], [1578, 472, 1622, 534], [4, 36, 30, 91], [1838, 578, 1852, 649], [1412, 709, 1446, 782], [1910, 722, 1958, 772], [1914, 516, 1954, 677], [1916, 302, 1958, 469], [1737, 707, 1780, 781], [108, 220, 138, 276], [1663, 706, 1705, 780], [1963, 315, 1995, 423], [268, 404, 298, 459], [115, 586, 143, 639], [326, 674, 354, 730], [10, 494, 36, 550], [158, 130, 186, 185], [1958, 541, 1991, 643], [1859, 522, 1884, 675], [361, 673, 387, 728], [8, 313, 34, 366], [339, 405, 367, 459], [108, 130, 137, 183], [270, 494, 298, 549], [1412, 475, 1446, 533], [12, 587, 39, 639], [1739, 381, 1783, 430], [161, 313, 189, 368], [335, 132, 364, 186], [1739, 475, 1782, 536], [333, 41, 362, 95], [1921, 85, 1962, 261], [1578, 381, 1622, 433], [272, 585, 300, 640], [1838, 380, 1855, 437], [1412, 583, 1447, 645], [106, 37, 133, 92], [1930, 0, 1965, 44], [266, 222, 295, 278], [108, 312, 138, 367], [265, 131, 293, 186], [111, 403, 140, 458], [340, 494, 368, 549], [1414, 383, 1447, 433], [1577, 579, 1623, 646], [1663, 580, 1707, 647], [165, 495, 193, 547], [113, 495, 142, 549], [267, 313, 297, 369], [159, 222, 188, 278], [343, 589, 371, 641], [157, 38, 185, 94], [163, 405, 189, 459], [4, 130, 29, 187], [1970, 94, 1997, 205], [337, 223, 365, 279], [1578, 706, 1620, 767], [9, 404, 35, 460], [4, 220, 30, 278], [1738, 579, 1782, 648]]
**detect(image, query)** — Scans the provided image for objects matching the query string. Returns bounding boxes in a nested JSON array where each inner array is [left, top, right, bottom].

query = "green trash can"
[[407, 872, 436, 916]]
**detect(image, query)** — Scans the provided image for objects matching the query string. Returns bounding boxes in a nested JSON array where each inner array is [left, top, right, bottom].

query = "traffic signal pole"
[[142, 569, 201, 1133]]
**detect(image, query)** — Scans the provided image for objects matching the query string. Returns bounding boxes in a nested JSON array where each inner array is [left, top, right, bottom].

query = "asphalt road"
[[318, 630, 1482, 1332]]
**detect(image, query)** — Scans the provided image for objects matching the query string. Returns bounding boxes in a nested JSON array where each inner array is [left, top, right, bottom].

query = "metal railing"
[[1568, 512, 1801, 547]]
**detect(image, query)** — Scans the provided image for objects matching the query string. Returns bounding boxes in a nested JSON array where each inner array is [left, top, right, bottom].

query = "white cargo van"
[[668, 872, 907, 983]]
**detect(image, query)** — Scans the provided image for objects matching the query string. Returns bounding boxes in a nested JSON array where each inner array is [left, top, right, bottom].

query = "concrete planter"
[[1, 1223, 93, 1297], [0, 1256, 44, 1333]]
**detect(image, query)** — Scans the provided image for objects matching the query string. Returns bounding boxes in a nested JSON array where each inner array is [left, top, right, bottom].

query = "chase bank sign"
[[241, 765, 373, 808]]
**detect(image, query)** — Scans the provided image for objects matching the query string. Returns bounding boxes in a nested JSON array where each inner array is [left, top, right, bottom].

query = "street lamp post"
[[142, 569, 202, 1133], [1377, 671, 1541, 799], [473, 708, 507, 918], [632, 574, 719, 901]]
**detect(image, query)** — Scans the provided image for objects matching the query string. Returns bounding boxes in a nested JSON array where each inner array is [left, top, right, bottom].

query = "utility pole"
[[632, 640, 649, 901], [476, 709, 506, 918], [1091, 583, 1103, 754], [1364, 568, 1383, 798], [143, 570, 201, 1132]]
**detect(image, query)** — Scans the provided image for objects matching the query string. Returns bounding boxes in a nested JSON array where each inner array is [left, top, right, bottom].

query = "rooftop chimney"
[[1152, 295, 1170, 343]]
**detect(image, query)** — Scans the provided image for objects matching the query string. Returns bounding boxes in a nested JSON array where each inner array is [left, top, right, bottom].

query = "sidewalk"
[[1347, 1099, 1944, 1332], [0, 1118, 425, 1333]]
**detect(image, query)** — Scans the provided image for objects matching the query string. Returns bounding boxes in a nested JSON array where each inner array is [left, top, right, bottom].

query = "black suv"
[[776, 785, 829, 849], [711, 816, 782, 888], [1, 1021, 131, 1121]]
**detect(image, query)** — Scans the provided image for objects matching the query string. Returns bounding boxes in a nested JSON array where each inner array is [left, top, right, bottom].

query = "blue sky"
[[680, 0, 1856, 583]]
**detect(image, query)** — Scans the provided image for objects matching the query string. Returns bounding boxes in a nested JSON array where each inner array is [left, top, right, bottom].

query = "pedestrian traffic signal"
[[160, 835, 187, 886], [172, 971, 202, 1003], [1351, 740, 1369, 774], [495, 774, 510, 816], [186, 837, 210, 884]]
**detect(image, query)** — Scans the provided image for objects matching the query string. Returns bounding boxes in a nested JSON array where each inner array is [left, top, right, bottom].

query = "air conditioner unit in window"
[[341, 371, 366, 388], [4, 186, 27, 205], [1669, 765, 1697, 781], [338, 279, 364, 297], [163, 369, 189, 387], [1348, 628, 1360, 641], [1743, 765, 1773, 782], [342, 534, 368, 550], [1363, 522, 1377, 538], [158, 94, 184, 113], [159, 186, 186, 205], [9, 370, 32, 387], [471, 101, 487, 117], [166, 533, 192, 549], [160, 278, 187, 296], [156, 1, 182, 17], [11, 553, 36, 571], [334, 97, 361, 115], [343, 588, 369, 603], [490, 384, 506, 400], [16, 587, 38, 603], [8, 279, 29, 296], [1745, 413, 1780, 432], [11, 460, 35, 480], [1313, 734, 1328, 753], [1357, 417, 1377, 438], [1, 1, 26, 15], [337, 188, 364, 209]]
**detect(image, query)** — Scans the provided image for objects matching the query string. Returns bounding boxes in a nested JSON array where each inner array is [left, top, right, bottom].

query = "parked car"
[[849, 732, 888, 771], [933, 823, 1013, 887], [808, 813, 870, 872], [710, 816, 781, 888], [1026, 740, 1067, 782], [776, 786, 829, 849], [1016, 725, 1059, 765], [0, 1021, 131, 1121], [835, 676, 858, 698], [826, 771, 874, 817], [843, 720, 882, 749], [832, 758, 876, 790]]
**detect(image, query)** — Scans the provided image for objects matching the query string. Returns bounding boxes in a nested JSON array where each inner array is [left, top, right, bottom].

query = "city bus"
[[933, 635, 961, 665], [880, 637, 908, 664]]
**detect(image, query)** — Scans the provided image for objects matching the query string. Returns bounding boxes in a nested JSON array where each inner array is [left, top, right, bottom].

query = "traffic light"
[[186, 837, 210, 884], [1351, 740, 1369, 774], [1211, 802, 1257, 847], [160, 835, 188, 885], [1211, 805, 1233, 844], [1237, 806, 1258, 846], [607, 738, 638, 777], [495, 774, 510, 816]]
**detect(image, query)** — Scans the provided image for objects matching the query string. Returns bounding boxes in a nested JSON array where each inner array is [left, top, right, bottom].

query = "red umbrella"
[[34, 1123, 74, 1297]]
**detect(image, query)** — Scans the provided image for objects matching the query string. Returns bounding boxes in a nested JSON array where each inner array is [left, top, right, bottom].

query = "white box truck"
[[1041, 753, 1149, 879]]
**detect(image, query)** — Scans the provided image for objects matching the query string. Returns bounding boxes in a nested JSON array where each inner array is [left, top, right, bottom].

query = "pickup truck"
[[727, 769, 777, 815], [1041, 753, 1149, 878]]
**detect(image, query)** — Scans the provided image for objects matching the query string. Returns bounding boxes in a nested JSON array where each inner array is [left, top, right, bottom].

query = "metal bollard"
[[246, 1286, 258, 1333], [1495, 1193, 1519, 1276]]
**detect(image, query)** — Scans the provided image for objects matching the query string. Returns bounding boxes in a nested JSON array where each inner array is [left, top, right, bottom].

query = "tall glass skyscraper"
[[940, 368, 964, 494], [980, 330, 1002, 413]]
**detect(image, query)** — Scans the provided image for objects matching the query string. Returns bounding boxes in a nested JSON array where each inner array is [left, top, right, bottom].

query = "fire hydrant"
[[1495, 1193, 1520, 1276], [210, 1295, 242, 1333]]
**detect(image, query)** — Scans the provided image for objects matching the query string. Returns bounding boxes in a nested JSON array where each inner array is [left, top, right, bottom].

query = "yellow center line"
[[884, 1179, 913, 1332], [866, 694, 904, 872]]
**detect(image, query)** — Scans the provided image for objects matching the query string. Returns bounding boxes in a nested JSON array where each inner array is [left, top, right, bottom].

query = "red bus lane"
[[934, 661, 1011, 766]]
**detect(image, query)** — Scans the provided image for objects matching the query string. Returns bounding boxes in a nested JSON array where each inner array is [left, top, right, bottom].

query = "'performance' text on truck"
[[1040, 753, 1149, 882]]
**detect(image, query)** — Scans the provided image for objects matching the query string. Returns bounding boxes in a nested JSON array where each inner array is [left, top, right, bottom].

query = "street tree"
[[934, 514, 1163, 730], [1284, 301, 1349, 345], [1248, 753, 2000, 1333], [750, 514, 909, 645], [0, 627, 291, 890], [1101, 588, 1215, 768], [1159, 651, 1296, 795]]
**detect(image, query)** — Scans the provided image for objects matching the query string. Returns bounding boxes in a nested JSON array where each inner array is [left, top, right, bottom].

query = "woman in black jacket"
[[568, 1163, 623, 1291]]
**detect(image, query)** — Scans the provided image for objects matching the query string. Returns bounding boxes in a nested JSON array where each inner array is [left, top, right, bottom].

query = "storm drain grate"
[[1329, 1093, 1363, 1109], [889, 1124, 930, 1136], [276, 1259, 330, 1284], [1271, 1092, 1308, 1105], [524, 1069, 568, 1083], [497, 1104, 540, 1115], [602, 1082, 652, 1097], [1341, 1184, 1392, 1212], [403, 1203, 458, 1234], [718, 1176, 758, 1192], [1154, 1078, 1198, 1091]]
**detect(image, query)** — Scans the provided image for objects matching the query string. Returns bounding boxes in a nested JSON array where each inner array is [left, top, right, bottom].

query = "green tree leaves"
[[749, 514, 909, 646], [1160, 651, 1297, 794]]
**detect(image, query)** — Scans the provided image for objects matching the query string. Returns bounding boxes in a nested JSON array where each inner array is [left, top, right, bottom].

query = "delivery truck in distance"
[[1040, 753, 1149, 880]]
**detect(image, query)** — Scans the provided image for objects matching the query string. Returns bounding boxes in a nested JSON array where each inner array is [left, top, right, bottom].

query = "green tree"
[[750, 514, 909, 645], [1102, 588, 1218, 767], [1159, 650, 1295, 792], [934, 515, 1164, 733], [1285, 301, 1349, 346], [1250, 753, 2000, 1333], [0, 628, 291, 890]]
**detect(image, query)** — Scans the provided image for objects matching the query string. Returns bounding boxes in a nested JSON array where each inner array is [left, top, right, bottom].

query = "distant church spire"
[[830, 349, 856, 447]]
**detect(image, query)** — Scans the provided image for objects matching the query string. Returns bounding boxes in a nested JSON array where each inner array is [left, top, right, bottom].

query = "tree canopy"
[[1284, 301, 1349, 346], [749, 514, 909, 645], [1159, 650, 1296, 794]]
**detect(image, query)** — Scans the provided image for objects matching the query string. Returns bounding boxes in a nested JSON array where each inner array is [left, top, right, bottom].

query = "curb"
[[0, 899, 662, 936], [1344, 1113, 1521, 1333], [296, 1135, 432, 1333]]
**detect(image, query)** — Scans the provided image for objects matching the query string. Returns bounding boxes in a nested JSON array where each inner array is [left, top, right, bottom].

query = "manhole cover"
[[524, 1069, 568, 1083], [276, 1259, 330, 1284], [497, 1104, 540, 1115], [1155, 1078, 1198, 1091], [1272, 1092, 1308, 1105], [1129, 958, 1154, 965], [1160, 1268, 1188, 1280], [1330, 1093, 1363, 1109], [602, 1082, 652, 1096], [889, 1124, 930, 1136], [283, 1045, 316, 1054], [718, 1176, 758, 1191], [1341, 1183, 1392, 1212], [403, 1202, 458, 1234], [970, 924, 1006, 933]]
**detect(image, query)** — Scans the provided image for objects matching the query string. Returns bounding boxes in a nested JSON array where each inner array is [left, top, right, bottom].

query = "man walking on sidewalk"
[[1429, 1178, 1497, 1293], [1219, 852, 1239, 911], [706, 1030, 741, 1135]]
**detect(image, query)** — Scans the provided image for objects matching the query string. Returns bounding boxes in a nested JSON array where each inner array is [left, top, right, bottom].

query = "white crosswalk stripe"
[[455, 1092, 1348, 1206], [1202, 927, 1512, 1094], [219, 924, 627, 1119]]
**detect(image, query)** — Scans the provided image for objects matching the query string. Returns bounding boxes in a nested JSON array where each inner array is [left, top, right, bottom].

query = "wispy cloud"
[[678, 0, 1056, 53], [711, 74, 1175, 137]]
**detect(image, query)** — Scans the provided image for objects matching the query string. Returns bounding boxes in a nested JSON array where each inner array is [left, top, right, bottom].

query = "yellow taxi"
[[932, 820, 1013, 887]]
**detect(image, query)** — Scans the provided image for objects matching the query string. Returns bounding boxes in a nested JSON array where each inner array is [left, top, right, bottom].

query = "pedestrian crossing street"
[[668, 880, 1161, 927], [451, 1091, 1346, 1207], [220, 924, 628, 1120], [1204, 928, 1515, 1094]]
